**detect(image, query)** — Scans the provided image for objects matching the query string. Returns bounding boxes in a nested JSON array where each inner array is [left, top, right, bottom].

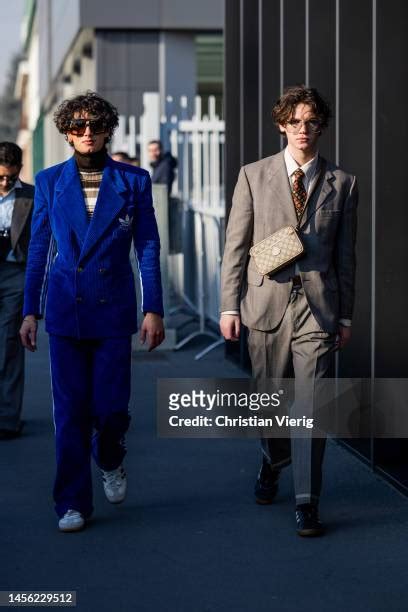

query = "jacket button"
[[99, 268, 106, 274], [77, 266, 84, 273], [99, 298, 107, 304], [76, 296, 83, 303]]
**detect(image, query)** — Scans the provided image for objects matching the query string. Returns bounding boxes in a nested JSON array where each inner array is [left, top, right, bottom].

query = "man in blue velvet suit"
[[20, 92, 164, 532]]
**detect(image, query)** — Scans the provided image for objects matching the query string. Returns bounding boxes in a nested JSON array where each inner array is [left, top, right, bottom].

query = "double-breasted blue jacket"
[[23, 155, 163, 338]]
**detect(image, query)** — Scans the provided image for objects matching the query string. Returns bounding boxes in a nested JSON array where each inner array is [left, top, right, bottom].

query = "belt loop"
[[291, 274, 302, 288]]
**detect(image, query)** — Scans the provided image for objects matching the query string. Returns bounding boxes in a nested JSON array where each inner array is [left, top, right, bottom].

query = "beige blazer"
[[220, 151, 358, 333]]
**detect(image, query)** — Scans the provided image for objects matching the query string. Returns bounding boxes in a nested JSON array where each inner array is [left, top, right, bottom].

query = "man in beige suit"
[[220, 86, 358, 536]]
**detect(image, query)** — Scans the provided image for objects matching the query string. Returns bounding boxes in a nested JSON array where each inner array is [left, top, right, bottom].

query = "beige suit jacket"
[[220, 151, 358, 333]]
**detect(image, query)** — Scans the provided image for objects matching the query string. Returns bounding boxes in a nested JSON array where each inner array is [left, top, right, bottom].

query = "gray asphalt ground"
[[1, 322, 407, 612]]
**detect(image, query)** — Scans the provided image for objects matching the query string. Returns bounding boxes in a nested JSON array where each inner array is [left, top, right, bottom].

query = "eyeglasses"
[[68, 117, 107, 136], [285, 119, 322, 134], [0, 174, 18, 184]]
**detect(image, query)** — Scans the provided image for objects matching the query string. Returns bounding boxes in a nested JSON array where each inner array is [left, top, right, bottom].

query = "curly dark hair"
[[272, 85, 332, 132], [53, 91, 119, 140]]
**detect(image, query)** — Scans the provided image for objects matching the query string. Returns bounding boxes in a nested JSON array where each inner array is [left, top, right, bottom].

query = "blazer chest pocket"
[[319, 209, 341, 216], [247, 268, 264, 286]]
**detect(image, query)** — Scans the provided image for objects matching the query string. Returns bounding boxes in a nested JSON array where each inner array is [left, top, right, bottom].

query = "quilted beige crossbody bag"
[[249, 160, 326, 277], [249, 226, 304, 276]]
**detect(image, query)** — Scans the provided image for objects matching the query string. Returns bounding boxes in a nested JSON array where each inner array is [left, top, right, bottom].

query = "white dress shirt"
[[284, 146, 319, 197], [0, 179, 22, 262]]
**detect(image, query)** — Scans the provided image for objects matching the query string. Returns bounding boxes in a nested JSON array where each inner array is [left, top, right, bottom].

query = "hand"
[[139, 313, 165, 351], [19, 315, 38, 352], [335, 325, 352, 350], [220, 314, 241, 341]]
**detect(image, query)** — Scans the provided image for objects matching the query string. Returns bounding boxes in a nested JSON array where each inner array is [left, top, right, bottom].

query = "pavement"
[[1, 321, 407, 612]]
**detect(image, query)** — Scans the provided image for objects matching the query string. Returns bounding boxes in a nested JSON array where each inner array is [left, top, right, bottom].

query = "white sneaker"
[[58, 509, 85, 532], [101, 465, 127, 504]]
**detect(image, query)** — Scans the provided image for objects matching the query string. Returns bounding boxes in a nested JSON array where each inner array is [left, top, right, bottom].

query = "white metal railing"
[[162, 95, 225, 359], [111, 115, 138, 158]]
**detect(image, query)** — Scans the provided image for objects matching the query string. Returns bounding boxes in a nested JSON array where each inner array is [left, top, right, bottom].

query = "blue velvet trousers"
[[49, 334, 132, 518]]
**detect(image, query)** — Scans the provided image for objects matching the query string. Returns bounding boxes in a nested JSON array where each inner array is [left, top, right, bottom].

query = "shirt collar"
[[0, 179, 22, 200], [284, 147, 319, 181]]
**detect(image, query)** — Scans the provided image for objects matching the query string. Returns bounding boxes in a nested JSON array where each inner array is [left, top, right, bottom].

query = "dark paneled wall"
[[95, 31, 159, 119], [283, 0, 306, 86], [259, 1, 281, 159], [338, 0, 372, 378], [308, 0, 336, 160], [224, 0, 408, 489], [376, 1, 408, 377]]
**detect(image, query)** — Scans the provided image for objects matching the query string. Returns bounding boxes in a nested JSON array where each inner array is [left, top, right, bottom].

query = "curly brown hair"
[[53, 91, 119, 140], [272, 85, 331, 132]]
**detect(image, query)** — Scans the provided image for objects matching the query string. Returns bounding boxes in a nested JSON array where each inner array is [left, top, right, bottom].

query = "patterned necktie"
[[291, 168, 307, 220]]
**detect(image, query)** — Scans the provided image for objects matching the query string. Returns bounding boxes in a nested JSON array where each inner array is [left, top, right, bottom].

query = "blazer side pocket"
[[247, 268, 264, 286]]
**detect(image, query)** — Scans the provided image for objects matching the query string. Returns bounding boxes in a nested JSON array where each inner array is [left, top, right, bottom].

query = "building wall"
[[224, 0, 408, 490], [95, 31, 160, 120], [80, 0, 224, 30], [26, 0, 223, 172], [26, 12, 40, 132], [37, 0, 81, 95], [159, 32, 196, 116], [37, 0, 223, 105]]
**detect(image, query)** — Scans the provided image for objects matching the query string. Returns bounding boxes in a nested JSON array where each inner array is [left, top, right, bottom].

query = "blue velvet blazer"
[[23, 155, 163, 338]]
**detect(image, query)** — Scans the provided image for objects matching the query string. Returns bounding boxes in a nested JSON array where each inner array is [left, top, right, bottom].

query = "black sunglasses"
[[68, 117, 107, 136], [0, 174, 19, 184]]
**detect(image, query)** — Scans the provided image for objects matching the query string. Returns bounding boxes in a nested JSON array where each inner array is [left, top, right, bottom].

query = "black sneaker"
[[254, 457, 280, 504], [295, 503, 324, 537]]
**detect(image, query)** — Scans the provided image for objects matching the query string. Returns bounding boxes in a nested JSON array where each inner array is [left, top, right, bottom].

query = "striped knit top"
[[74, 148, 107, 218], [78, 170, 103, 218]]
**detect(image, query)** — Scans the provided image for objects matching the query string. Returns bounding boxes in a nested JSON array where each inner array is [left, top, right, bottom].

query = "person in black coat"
[[0, 142, 34, 439], [147, 140, 177, 195]]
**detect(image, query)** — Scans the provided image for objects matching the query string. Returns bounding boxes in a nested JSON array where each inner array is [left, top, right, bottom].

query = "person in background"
[[111, 152, 140, 167], [0, 142, 34, 440], [111, 151, 131, 163], [20, 92, 164, 532], [147, 140, 177, 195]]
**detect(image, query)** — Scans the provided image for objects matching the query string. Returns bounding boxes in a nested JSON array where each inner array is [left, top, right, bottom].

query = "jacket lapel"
[[301, 158, 336, 226], [79, 158, 129, 261], [267, 151, 298, 227], [55, 156, 89, 246], [10, 187, 32, 250]]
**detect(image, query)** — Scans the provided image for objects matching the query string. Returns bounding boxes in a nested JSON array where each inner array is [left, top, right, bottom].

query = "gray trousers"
[[247, 286, 336, 505], [0, 262, 25, 432]]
